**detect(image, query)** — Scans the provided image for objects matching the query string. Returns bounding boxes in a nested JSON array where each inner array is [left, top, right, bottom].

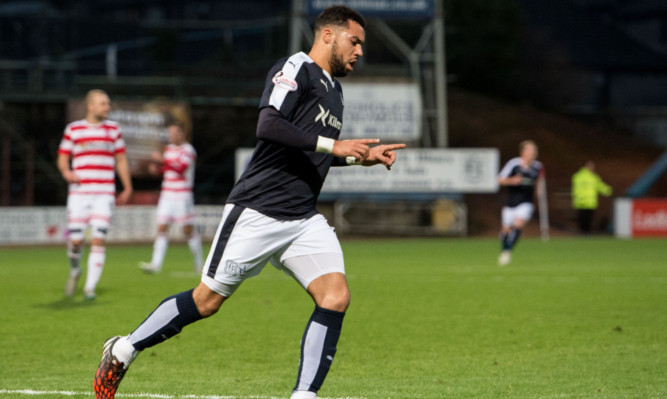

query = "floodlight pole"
[[289, 0, 303, 54], [433, 0, 448, 148], [289, 0, 313, 54]]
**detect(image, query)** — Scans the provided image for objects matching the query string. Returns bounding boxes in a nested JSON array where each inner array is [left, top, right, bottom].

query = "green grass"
[[0, 237, 665, 398]]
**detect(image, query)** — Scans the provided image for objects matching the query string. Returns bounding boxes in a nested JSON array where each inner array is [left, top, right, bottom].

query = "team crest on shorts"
[[224, 260, 248, 277]]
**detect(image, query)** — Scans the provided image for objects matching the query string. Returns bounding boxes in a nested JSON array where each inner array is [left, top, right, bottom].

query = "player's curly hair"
[[314, 5, 366, 32]]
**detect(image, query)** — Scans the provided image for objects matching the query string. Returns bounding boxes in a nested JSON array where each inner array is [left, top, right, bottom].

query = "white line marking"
[[0, 390, 365, 399]]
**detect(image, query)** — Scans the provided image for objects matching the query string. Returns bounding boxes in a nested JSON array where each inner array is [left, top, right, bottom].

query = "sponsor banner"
[[0, 207, 66, 245], [236, 148, 499, 193], [0, 206, 224, 245], [613, 198, 632, 239], [306, 0, 434, 19], [614, 198, 667, 238], [66, 99, 191, 177], [631, 199, 667, 237], [340, 82, 422, 141]]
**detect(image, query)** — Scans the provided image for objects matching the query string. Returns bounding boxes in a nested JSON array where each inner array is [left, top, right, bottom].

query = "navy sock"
[[500, 232, 509, 250], [129, 289, 203, 351], [506, 228, 522, 250], [293, 306, 345, 393]]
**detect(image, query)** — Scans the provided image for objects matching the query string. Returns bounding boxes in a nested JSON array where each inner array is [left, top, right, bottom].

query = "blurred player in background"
[[497, 140, 544, 266], [138, 122, 203, 274], [57, 89, 133, 299], [93, 5, 405, 399]]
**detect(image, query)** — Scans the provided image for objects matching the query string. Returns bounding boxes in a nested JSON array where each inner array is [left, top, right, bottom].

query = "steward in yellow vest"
[[572, 161, 612, 233]]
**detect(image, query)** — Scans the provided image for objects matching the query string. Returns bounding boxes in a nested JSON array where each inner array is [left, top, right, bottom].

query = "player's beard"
[[329, 41, 348, 77]]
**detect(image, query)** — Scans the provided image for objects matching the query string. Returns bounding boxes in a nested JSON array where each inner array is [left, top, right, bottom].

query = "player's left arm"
[[115, 152, 133, 205]]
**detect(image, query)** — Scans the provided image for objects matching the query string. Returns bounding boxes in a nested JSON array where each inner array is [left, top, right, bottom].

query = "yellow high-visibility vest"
[[571, 167, 612, 209]]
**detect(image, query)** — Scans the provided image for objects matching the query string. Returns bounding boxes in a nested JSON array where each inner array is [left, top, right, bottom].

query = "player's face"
[[329, 20, 365, 77], [522, 143, 538, 161], [87, 93, 110, 122], [168, 126, 185, 145]]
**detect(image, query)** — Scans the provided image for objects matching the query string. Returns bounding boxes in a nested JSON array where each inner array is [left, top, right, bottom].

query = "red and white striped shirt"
[[160, 143, 196, 196], [58, 119, 126, 195]]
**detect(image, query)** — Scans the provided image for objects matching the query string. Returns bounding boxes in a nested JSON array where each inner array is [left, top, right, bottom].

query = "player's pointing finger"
[[384, 143, 407, 151]]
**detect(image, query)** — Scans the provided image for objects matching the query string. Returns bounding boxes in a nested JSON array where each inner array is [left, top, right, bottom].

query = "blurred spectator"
[[571, 161, 612, 234]]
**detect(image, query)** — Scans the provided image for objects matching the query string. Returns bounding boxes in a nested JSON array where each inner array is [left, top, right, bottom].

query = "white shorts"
[[201, 204, 344, 297], [67, 193, 115, 240], [156, 192, 195, 225], [502, 203, 534, 228]]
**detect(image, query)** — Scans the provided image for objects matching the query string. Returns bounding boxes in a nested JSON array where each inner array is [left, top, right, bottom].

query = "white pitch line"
[[0, 390, 366, 399]]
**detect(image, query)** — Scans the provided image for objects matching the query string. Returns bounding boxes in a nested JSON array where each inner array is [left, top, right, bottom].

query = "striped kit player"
[[57, 89, 133, 299], [93, 6, 405, 399], [138, 122, 203, 274]]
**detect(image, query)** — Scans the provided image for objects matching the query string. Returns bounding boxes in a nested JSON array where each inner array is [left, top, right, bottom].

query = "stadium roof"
[[0, 1, 60, 17], [518, 0, 667, 72]]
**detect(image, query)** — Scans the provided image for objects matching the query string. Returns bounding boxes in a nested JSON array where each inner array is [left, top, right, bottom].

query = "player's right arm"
[[256, 107, 375, 161], [57, 152, 79, 184], [57, 127, 80, 184], [497, 159, 522, 186], [498, 175, 522, 186]]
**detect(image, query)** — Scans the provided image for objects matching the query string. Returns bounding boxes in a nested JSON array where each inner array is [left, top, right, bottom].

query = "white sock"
[[187, 233, 203, 271], [112, 336, 139, 366], [291, 391, 317, 399], [84, 246, 105, 292], [151, 234, 168, 271]]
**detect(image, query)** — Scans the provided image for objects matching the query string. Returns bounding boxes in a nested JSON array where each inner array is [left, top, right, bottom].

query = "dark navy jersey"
[[226, 52, 345, 220], [498, 157, 544, 207]]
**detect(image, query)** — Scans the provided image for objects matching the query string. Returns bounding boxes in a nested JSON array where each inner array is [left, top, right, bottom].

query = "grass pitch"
[[0, 237, 665, 398]]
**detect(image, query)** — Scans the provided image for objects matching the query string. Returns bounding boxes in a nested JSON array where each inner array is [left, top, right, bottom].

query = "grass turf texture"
[[0, 237, 665, 398]]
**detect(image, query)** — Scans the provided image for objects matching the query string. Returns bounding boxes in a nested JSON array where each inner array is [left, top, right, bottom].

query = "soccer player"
[[93, 6, 406, 399], [57, 89, 133, 299], [497, 140, 544, 266], [138, 122, 203, 274]]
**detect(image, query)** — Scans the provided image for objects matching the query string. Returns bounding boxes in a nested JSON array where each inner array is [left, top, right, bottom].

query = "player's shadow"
[[33, 296, 102, 310]]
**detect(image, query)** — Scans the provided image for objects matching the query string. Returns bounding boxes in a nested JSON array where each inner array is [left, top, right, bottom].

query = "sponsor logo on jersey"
[[77, 141, 115, 152], [320, 78, 329, 92], [315, 104, 342, 130], [272, 71, 298, 91]]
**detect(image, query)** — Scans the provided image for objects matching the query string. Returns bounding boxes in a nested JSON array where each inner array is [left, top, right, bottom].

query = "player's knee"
[[193, 283, 226, 318], [197, 297, 226, 318], [91, 225, 109, 241], [318, 288, 350, 312]]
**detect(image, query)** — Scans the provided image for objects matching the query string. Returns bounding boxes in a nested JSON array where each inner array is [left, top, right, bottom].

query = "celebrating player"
[[497, 140, 544, 266], [57, 89, 133, 299], [138, 122, 203, 274], [93, 5, 406, 399]]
